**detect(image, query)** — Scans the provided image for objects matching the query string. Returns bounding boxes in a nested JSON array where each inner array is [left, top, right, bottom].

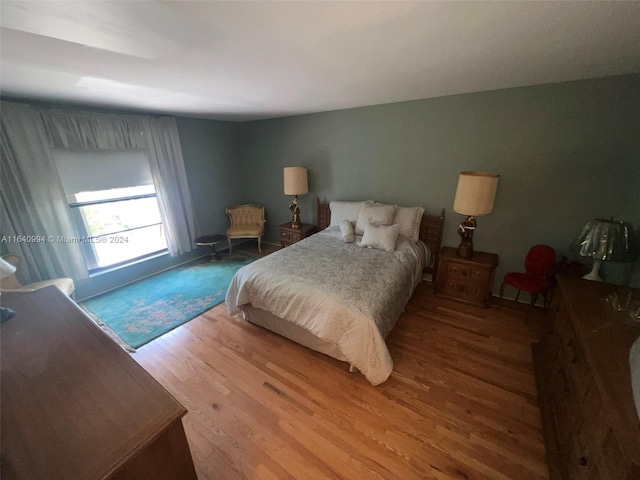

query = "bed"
[[226, 200, 445, 385]]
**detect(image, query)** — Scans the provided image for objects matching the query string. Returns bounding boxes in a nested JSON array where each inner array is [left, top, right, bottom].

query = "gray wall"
[[237, 75, 640, 290]]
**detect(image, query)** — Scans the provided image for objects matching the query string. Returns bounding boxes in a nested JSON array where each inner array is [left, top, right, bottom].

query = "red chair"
[[500, 245, 556, 311]]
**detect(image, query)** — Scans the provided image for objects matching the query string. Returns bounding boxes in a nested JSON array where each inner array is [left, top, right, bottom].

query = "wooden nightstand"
[[435, 246, 499, 307], [279, 223, 317, 248]]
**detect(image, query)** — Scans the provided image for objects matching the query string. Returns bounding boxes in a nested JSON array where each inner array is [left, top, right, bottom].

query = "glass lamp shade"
[[0, 257, 17, 279], [572, 219, 639, 262], [0, 258, 17, 322]]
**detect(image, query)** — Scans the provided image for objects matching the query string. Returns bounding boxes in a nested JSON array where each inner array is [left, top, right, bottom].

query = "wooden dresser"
[[279, 222, 317, 248], [435, 246, 499, 307], [533, 276, 640, 480], [0, 287, 198, 480]]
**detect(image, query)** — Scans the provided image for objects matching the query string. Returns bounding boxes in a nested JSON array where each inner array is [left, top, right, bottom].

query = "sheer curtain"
[[0, 102, 88, 283], [1, 102, 198, 285], [42, 109, 197, 256]]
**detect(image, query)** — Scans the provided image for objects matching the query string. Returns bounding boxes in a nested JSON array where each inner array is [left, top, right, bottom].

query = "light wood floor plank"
[[134, 281, 549, 480]]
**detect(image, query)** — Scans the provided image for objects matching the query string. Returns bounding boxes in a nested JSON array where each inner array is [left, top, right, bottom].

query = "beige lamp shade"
[[453, 171, 500, 216], [283, 167, 308, 195]]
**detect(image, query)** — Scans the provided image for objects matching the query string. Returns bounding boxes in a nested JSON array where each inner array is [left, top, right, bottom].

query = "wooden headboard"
[[316, 199, 445, 279]]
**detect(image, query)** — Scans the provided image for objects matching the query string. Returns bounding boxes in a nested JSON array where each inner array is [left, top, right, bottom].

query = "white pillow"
[[355, 202, 395, 235], [339, 219, 355, 243], [329, 201, 363, 227], [360, 223, 400, 252], [393, 205, 425, 242]]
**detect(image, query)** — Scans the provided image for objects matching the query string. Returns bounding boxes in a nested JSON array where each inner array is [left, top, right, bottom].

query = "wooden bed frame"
[[316, 199, 445, 280]]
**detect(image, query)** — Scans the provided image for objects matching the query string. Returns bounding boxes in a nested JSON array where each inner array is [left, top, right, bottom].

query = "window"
[[54, 149, 168, 271]]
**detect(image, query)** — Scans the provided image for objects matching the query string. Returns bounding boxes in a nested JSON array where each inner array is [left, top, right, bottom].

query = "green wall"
[[4, 74, 639, 300], [237, 75, 640, 290]]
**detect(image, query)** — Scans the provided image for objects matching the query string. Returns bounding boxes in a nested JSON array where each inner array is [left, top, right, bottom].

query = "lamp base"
[[289, 194, 301, 229], [456, 243, 473, 258], [582, 259, 603, 282], [456, 215, 476, 258], [1, 306, 16, 323]]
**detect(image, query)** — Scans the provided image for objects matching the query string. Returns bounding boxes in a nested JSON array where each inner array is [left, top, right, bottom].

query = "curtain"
[[0, 102, 88, 283], [144, 117, 197, 255], [41, 109, 197, 256]]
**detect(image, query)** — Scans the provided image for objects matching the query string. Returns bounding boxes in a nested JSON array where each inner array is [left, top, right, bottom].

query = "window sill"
[[88, 250, 169, 277]]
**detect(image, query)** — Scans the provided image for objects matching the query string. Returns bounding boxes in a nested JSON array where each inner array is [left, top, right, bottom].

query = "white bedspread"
[[225, 227, 428, 385]]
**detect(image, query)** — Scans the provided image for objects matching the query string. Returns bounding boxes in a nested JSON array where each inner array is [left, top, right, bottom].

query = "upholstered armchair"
[[226, 205, 265, 253], [0, 254, 75, 299]]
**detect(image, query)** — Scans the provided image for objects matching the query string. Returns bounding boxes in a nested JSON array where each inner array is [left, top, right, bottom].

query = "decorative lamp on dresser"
[[434, 246, 499, 307], [532, 276, 640, 480], [0, 286, 198, 480], [279, 222, 317, 248]]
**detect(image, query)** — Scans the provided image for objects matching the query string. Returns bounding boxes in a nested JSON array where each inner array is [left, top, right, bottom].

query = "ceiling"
[[1, 1, 639, 121]]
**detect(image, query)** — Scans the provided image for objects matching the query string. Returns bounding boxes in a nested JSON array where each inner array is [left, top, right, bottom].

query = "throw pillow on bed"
[[329, 201, 365, 227], [355, 202, 396, 235], [339, 219, 355, 243], [360, 222, 400, 252], [393, 205, 424, 242]]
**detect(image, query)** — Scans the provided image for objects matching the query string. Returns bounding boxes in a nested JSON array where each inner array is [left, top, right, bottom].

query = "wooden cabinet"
[[279, 223, 317, 248], [0, 287, 198, 480], [435, 247, 498, 307], [533, 276, 640, 480]]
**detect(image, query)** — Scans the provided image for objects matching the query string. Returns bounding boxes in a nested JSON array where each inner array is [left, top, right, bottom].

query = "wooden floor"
[[134, 280, 549, 480]]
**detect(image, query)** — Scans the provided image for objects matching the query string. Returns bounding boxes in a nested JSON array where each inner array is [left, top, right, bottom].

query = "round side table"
[[195, 234, 226, 262]]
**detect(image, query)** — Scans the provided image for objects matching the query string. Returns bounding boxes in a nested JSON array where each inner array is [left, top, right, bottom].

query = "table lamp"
[[283, 167, 308, 229], [0, 257, 17, 322], [572, 218, 638, 281], [453, 171, 500, 258]]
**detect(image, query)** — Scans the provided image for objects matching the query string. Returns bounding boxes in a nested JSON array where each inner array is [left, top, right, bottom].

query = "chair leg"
[[514, 289, 521, 302], [499, 281, 506, 300], [257, 237, 262, 253], [228, 237, 232, 253], [530, 293, 538, 309]]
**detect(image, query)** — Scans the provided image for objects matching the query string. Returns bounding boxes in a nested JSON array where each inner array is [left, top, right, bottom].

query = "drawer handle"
[[578, 457, 588, 467]]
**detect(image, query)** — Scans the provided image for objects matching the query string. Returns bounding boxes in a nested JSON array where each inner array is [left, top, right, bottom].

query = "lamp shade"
[[0, 258, 17, 280], [283, 167, 308, 195], [453, 171, 499, 216], [572, 219, 639, 262]]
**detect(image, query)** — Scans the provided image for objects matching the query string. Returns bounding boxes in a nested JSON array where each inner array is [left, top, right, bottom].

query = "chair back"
[[226, 205, 265, 227], [524, 245, 556, 278]]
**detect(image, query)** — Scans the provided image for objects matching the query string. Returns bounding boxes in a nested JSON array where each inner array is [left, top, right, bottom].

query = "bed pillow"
[[360, 222, 400, 252], [339, 219, 355, 243], [355, 202, 396, 235], [393, 205, 425, 242], [329, 201, 363, 227]]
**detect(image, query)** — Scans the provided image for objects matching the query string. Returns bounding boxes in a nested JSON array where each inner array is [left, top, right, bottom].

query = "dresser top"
[[0, 287, 186, 480], [557, 275, 640, 460]]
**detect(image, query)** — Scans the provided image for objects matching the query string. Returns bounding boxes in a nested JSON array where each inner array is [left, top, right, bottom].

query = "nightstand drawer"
[[280, 231, 296, 243], [279, 223, 317, 248], [435, 247, 499, 307], [446, 263, 489, 281], [442, 279, 485, 302]]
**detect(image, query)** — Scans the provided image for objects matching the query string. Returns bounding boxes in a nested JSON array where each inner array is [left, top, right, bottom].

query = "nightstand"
[[435, 246, 499, 307], [279, 223, 317, 248]]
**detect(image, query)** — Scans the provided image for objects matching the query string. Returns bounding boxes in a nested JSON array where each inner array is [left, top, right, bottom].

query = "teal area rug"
[[83, 252, 258, 349]]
